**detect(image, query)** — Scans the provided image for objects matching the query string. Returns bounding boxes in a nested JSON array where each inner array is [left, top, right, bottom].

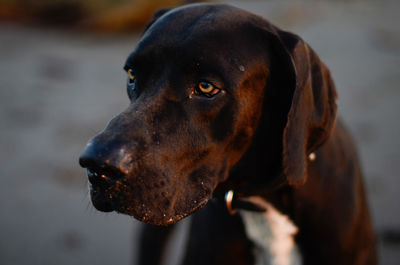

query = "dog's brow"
[[124, 51, 143, 71]]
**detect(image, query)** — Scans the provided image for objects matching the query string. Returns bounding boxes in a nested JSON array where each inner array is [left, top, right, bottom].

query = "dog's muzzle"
[[79, 139, 130, 212]]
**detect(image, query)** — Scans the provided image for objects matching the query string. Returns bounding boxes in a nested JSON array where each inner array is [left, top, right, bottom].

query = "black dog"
[[80, 4, 376, 265]]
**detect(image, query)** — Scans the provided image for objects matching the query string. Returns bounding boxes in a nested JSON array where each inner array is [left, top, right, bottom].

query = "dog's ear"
[[272, 30, 338, 186], [143, 8, 172, 33]]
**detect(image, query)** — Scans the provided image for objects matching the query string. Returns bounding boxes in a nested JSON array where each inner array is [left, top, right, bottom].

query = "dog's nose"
[[79, 139, 131, 183]]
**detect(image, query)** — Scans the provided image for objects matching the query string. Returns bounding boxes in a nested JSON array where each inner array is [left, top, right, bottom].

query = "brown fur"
[[80, 4, 376, 264]]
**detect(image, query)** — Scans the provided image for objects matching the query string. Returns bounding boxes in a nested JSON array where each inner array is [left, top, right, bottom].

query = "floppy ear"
[[276, 30, 338, 186]]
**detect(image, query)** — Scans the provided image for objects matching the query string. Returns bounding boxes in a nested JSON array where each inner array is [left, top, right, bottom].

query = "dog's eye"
[[195, 81, 220, 97], [126, 69, 138, 100], [127, 69, 135, 84]]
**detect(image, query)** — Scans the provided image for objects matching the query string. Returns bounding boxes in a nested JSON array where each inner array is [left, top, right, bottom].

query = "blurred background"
[[0, 0, 399, 264]]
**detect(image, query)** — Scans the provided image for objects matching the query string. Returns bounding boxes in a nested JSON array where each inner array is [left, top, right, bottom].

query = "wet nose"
[[79, 139, 130, 184]]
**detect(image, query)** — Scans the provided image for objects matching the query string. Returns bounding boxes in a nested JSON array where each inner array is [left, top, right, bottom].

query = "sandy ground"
[[0, 0, 399, 264]]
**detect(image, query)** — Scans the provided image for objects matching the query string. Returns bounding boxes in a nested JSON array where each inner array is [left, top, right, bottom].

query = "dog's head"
[[79, 4, 337, 225]]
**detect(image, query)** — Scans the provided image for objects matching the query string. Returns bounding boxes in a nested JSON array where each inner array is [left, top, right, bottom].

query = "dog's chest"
[[239, 197, 302, 265]]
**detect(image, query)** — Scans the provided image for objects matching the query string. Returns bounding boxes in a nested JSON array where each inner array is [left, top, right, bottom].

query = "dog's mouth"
[[84, 165, 216, 225], [87, 169, 120, 212]]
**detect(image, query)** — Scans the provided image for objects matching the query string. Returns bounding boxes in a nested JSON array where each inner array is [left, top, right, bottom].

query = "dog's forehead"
[[126, 4, 271, 72], [137, 5, 262, 53], [152, 5, 248, 33]]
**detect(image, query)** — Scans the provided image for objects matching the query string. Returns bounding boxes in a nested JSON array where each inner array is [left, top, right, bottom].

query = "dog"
[[79, 4, 377, 265]]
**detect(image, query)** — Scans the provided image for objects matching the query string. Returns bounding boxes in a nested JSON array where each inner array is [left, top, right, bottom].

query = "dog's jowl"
[[79, 4, 377, 265]]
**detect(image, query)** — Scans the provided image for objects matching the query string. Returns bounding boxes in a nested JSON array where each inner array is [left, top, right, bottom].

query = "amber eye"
[[127, 69, 135, 83], [198, 81, 214, 93], [195, 81, 220, 97]]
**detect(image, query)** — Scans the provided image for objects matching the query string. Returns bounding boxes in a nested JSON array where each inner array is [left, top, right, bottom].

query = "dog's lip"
[[87, 168, 108, 185], [86, 169, 117, 212], [89, 183, 114, 212], [86, 168, 123, 186]]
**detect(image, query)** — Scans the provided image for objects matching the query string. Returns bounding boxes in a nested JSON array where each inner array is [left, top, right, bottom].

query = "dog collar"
[[222, 152, 318, 214], [224, 190, 268, 215]]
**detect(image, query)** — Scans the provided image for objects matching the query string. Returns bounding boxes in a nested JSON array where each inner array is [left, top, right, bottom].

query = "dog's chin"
[[118, 197, 210, 226], [86, 169, 216, 226], [88, 182, 211, 225], [89, 185, 114, 212]]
